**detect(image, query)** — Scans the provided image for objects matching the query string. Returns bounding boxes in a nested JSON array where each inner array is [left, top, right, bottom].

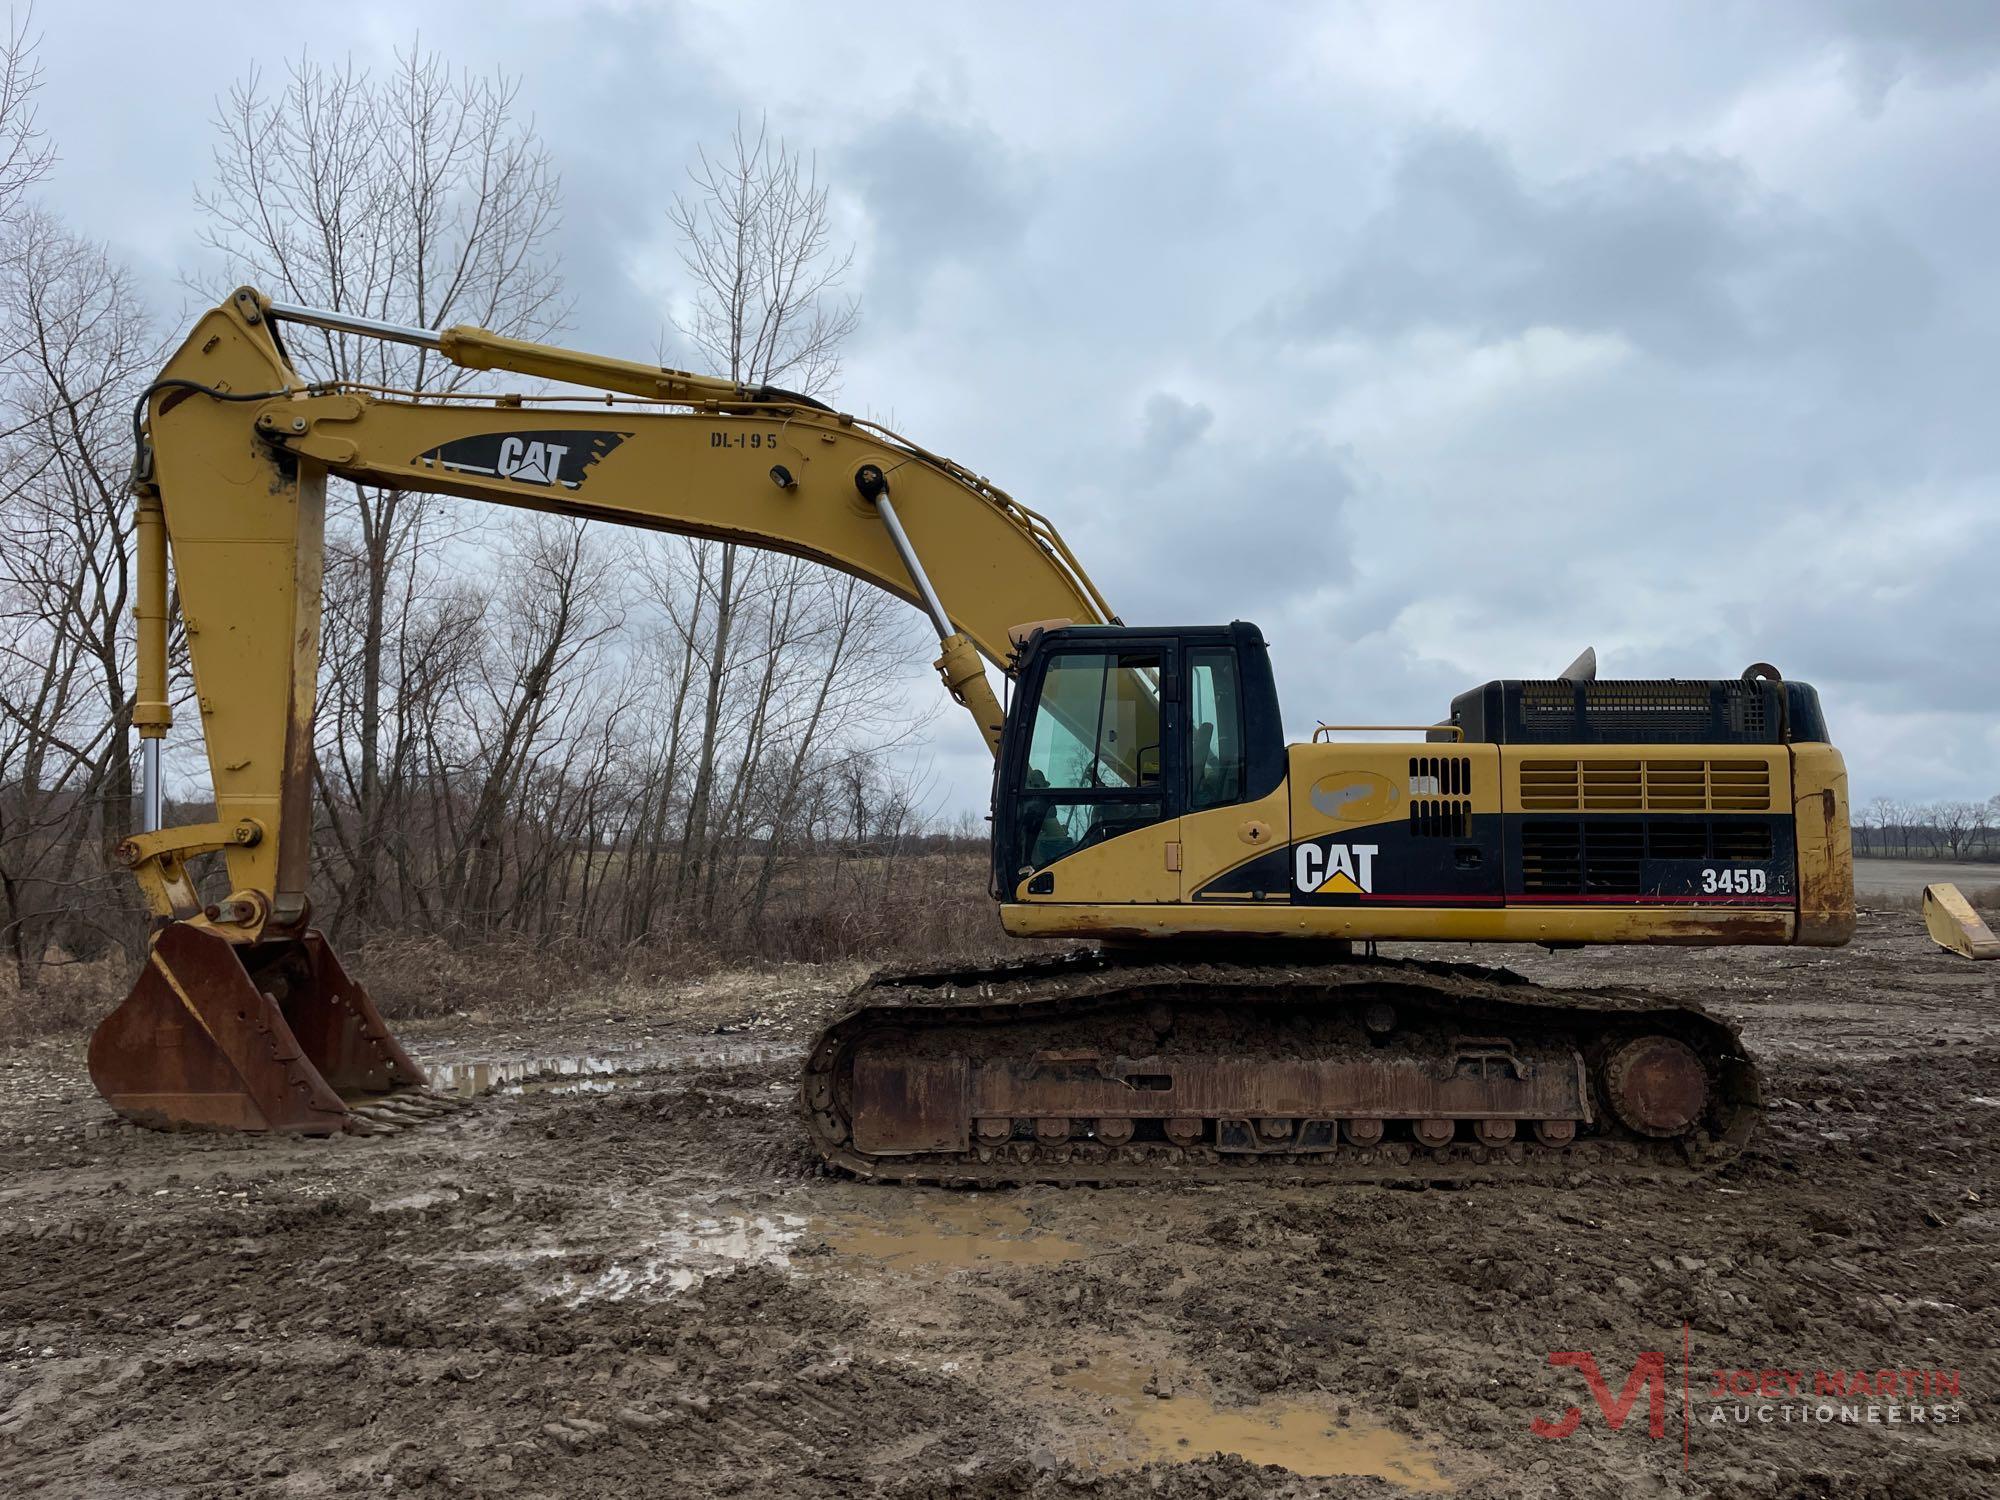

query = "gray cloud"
[[1273, 127, 1935, 368], [1066, 417, 1357, 631], [1820, 1, 2000, 111], [840, 105, 1038, 319], [1136, 392, 1213, 474]]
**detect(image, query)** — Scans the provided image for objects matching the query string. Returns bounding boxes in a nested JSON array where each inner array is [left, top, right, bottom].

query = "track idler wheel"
[[87, 922, 426, 1134], [1603, 1035, 1708, 1138]]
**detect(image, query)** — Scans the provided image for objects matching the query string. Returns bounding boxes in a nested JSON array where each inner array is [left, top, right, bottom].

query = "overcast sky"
[[30, 1, 2000, 817]]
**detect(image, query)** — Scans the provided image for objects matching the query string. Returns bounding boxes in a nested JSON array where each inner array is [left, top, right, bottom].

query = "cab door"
[[1000, 639, 1182, 903], [1178, 641, 1291, 902]]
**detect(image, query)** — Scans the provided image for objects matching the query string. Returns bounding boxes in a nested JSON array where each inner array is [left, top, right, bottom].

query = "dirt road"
[[3, 911, 1997, 1498]]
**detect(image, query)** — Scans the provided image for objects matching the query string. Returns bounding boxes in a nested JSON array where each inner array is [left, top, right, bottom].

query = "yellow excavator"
[[91, 287, 1854, 1181]]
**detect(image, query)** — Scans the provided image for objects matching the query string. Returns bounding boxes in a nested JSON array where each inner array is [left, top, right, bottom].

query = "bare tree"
[[661, 117, 860, 917], [195, 44, 566, 939], [1935, 801, 1981, 861], [668, 119, 859, 394], [438, 517, 622, 931], [0, 8, 52, 240], [0, 209, 156, 985]]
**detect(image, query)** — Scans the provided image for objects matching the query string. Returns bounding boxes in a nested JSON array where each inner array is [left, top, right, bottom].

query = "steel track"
[[799, 949, 1762, 1186]]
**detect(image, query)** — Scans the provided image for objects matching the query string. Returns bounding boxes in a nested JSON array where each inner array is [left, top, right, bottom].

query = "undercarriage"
[[801, 950, 1762, 1185]]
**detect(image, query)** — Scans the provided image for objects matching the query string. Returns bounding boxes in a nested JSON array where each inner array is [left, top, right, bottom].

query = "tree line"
[[0, 32, 979, 1002], [1857, 798, 2000, 863]]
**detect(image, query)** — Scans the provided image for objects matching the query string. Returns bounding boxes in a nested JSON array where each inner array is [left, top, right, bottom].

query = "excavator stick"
[[87, 924, 426, 1133], [1922, 883, 2000, 961]]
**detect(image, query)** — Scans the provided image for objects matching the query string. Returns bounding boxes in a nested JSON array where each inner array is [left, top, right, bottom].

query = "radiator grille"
[[1515, 680, 1770, 743], [1521, 820, 1643, 895], [1521, 818, 1777, 895], [1518, 758, 1770, 812]]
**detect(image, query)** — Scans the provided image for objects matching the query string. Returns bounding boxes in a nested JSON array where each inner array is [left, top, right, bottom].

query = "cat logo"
[[414, 430, 631, 492], [495, 436, 568, 486], [1294, 841, 1377, 896]]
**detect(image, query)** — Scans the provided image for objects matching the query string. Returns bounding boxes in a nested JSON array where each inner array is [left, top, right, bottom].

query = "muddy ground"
[[2, 910, 1996, 1499]]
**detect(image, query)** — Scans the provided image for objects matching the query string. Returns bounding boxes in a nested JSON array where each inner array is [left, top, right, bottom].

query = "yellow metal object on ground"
[[1922, 884, 2000, 960]]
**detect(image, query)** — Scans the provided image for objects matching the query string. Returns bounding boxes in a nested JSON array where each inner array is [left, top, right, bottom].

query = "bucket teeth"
[[343, 1090, 469, 1136]]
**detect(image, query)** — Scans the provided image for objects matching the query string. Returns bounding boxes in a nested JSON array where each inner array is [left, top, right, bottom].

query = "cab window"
[[1024, 652, 1162, 791], [1015, 650, 1165, 871], [1187, 647, 1244, 810]]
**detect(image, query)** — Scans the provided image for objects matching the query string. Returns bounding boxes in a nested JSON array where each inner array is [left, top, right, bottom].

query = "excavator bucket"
[[1921, 883, 2000, 961], [87, 924, 427, 1133]]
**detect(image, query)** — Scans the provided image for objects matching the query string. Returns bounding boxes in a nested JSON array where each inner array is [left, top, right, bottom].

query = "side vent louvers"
[[1519, 758, 1770, 812], [1520, 760, 1579, 810], [1706, 760, 1771, 810], [1581, 760, 1642, 809], [1408, 755, 1473, 837], [1521, 820, 1644, 895], [1521, 821, 1582, 892], [1582, 821, 1644, 893], [1712, 822, 1775, 861], [1410, 800, 1472, 838], [1527, 818, 1777, 896], [1408, 755, 1471, 794], [1646, 823, 1708, 860]]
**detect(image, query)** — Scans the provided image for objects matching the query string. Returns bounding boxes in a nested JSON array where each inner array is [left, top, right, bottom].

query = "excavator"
[[89, 287, 1855, 1183]]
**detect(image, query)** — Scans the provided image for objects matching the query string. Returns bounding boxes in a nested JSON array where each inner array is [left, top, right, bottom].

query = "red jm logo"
[[1531, 1351, 1669, 1440]]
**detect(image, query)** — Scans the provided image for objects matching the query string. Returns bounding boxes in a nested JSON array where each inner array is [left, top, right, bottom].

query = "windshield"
[[1024, 651, 1163, 790]]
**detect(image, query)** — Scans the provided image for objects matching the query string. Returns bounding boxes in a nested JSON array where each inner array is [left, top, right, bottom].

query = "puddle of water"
[[425, 1042, 794, 1098], [372, 1186, 463, 1212], [816, 1197, 1086, 1269], [546, 1211, 807, 1303], [427, 1056, 632, 1097], [1054, 1358, 1450, 1490]]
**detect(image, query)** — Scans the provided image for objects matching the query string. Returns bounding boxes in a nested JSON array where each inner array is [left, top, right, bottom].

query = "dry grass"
[[351, 853, 1008, 1020], [0, 857, 1008, 1038], [0, 951, 134, 1041]]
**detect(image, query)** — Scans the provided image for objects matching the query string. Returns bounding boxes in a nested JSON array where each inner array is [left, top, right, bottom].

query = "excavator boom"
[[94, 288, 1110, 1132]]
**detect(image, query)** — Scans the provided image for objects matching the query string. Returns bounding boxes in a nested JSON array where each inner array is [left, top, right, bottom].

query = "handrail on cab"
[[1311, 723, 1465, 742]]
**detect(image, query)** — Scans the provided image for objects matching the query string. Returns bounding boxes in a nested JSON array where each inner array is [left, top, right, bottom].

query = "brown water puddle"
[[815, 1197, 1086, 1269], [1052, 1358, 1451, 1490]]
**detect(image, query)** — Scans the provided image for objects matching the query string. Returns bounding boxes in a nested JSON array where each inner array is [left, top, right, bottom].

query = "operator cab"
[[992, 622, 1285, 898]]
